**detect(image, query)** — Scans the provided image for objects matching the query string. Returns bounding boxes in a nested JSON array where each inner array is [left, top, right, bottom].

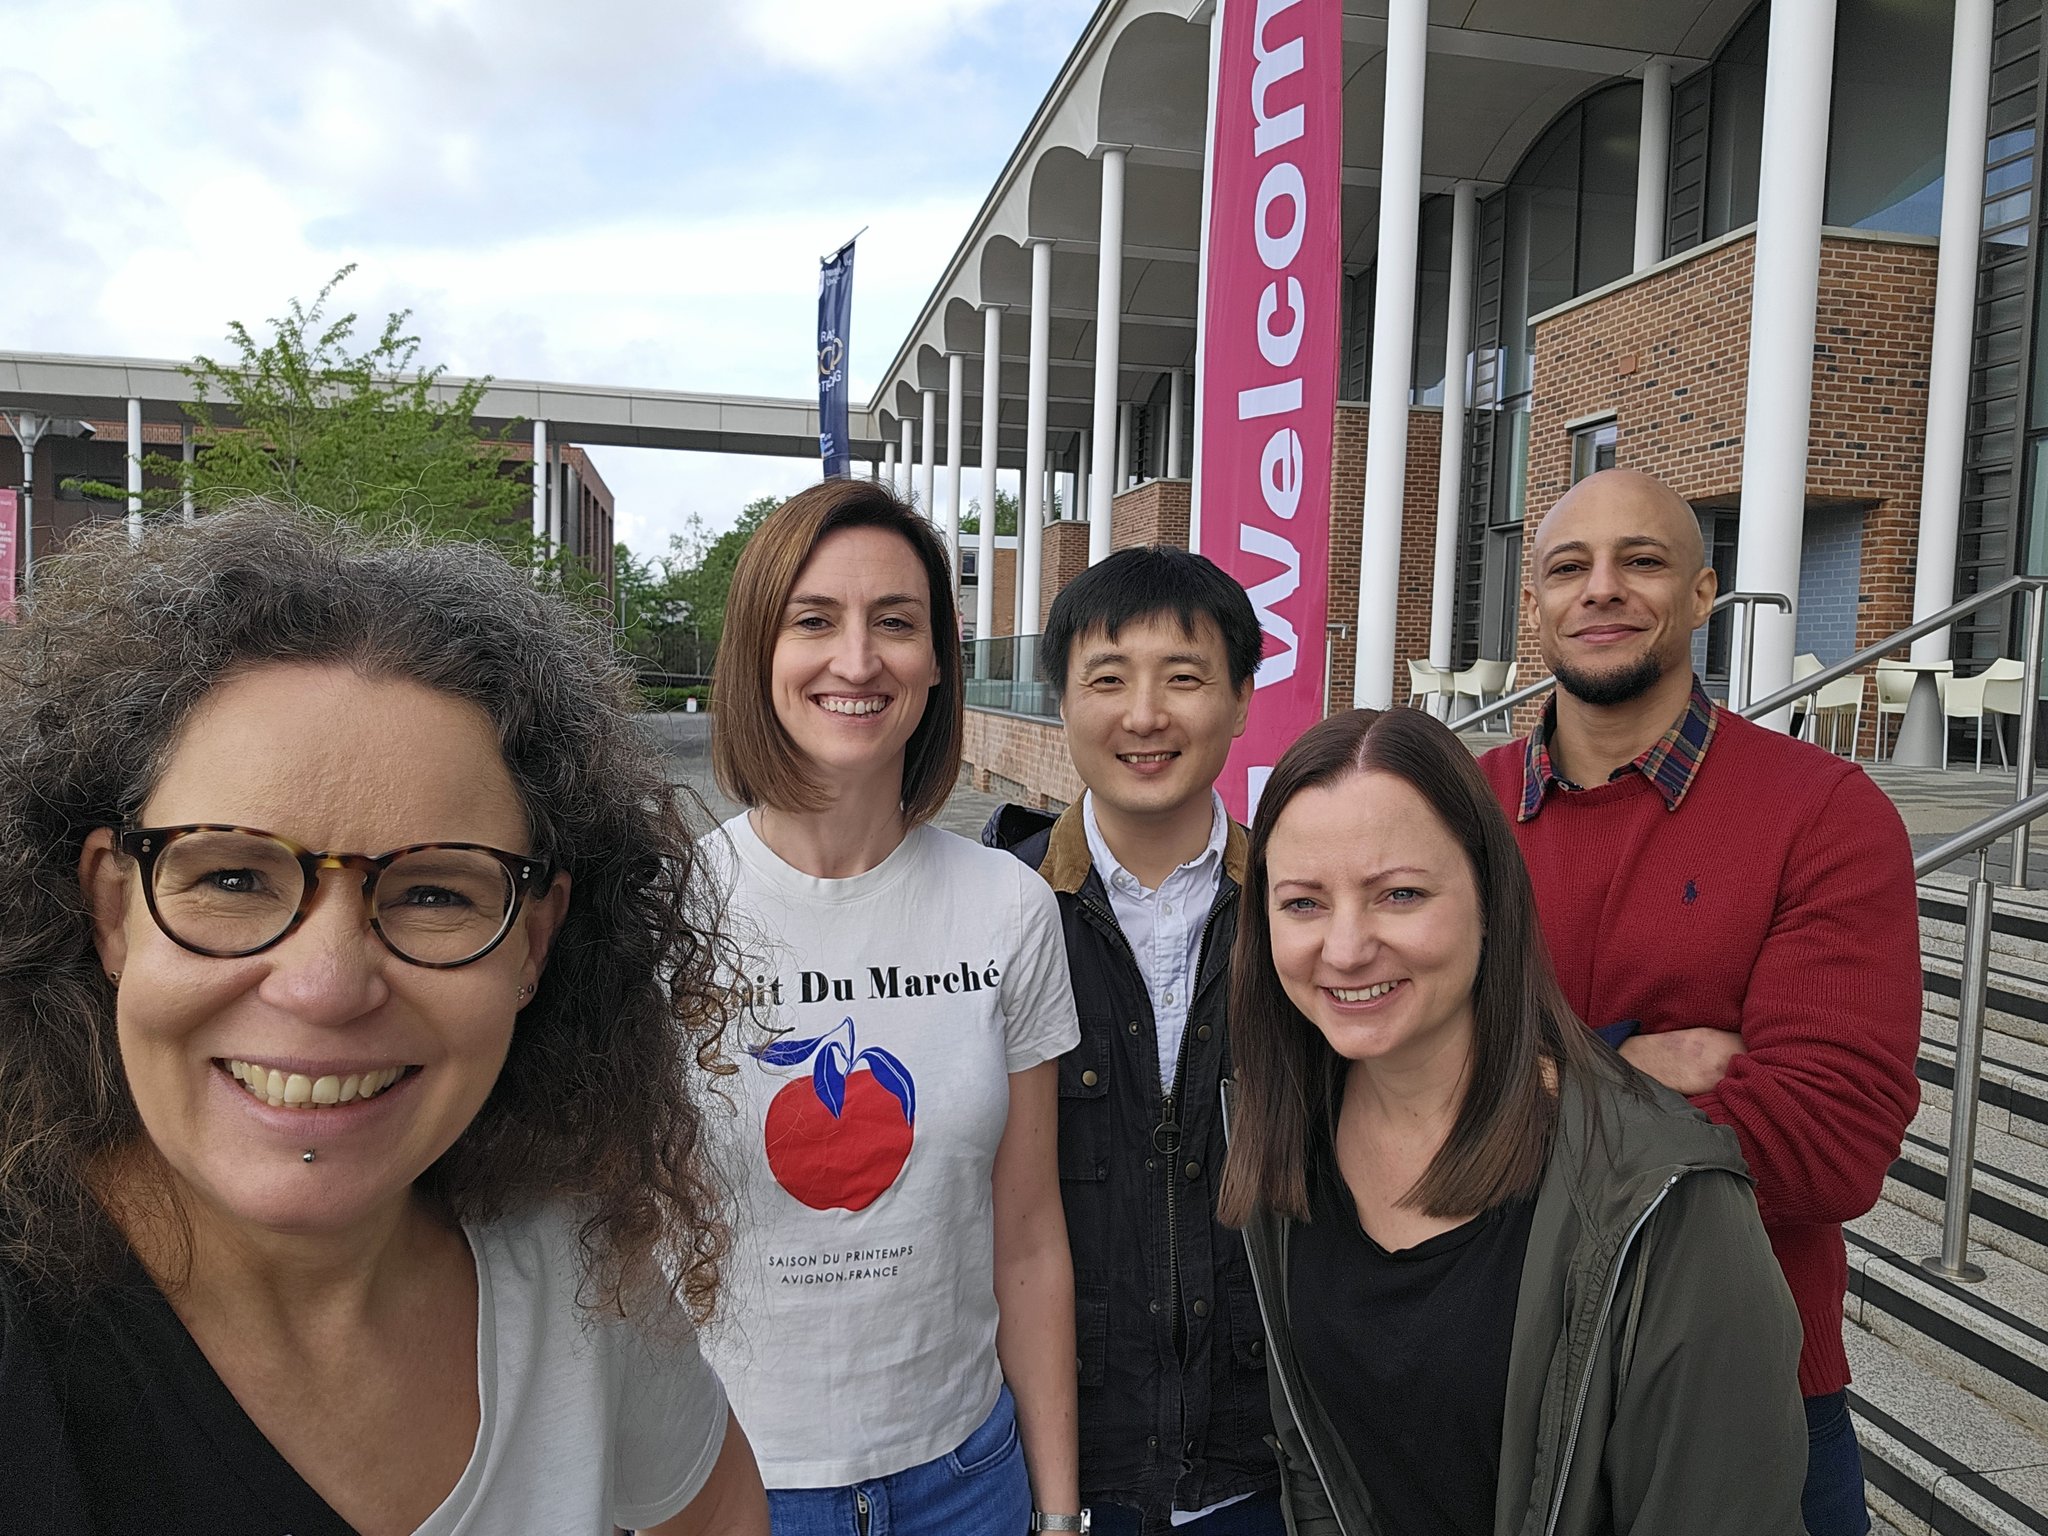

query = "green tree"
[[957, 488, 1020, 536], [85, 267, 535, 554], [672, 495, 779, 642], [615, 494, 783, 679], [957, 486, 1062, 535]]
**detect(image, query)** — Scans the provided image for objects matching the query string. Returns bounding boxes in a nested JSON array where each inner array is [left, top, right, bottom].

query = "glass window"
[[1411, 195, 1454, 404], [1571, 419, 1619, 482], [1825, 0, 1950, 234], [1705, 5, 1769, 238], [1577, 83, 1642, 291]]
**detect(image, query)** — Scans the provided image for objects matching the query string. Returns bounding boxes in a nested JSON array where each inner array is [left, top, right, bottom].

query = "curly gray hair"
[[0, 506, 731, 1321]]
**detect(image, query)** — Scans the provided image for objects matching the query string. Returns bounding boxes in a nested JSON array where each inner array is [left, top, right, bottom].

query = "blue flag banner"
[[818, 240, 856, 478]]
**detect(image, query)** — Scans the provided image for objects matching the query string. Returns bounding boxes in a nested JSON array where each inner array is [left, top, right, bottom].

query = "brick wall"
[[1325, 404, 1443, 711], [1039, 520, 1092, 632], [1512, 229, 1937, 747], [1110, 477, 1193, 549], [962, 708, 1083, 808]]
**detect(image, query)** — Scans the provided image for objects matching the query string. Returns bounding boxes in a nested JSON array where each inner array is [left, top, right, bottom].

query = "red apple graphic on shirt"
[[752, 1017, 916, 1212]]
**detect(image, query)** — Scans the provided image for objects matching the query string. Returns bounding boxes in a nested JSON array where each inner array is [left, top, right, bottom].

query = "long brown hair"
[[711, 478, 964, 825], [1217, 707, 1615, 1227]]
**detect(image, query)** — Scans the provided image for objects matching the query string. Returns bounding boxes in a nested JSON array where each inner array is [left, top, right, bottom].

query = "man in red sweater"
[[1478, 469, 1921, 1536]]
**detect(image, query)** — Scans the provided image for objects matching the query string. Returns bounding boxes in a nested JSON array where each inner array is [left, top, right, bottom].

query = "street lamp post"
[[2, 412, 96, 593]]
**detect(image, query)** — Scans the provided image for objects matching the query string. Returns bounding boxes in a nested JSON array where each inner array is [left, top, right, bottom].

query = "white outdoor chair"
[[1983, 657, 2030, 766], [1791, 653, 1822, 741], [1875, 658, 1951, 759], [1406, 659, 1448, 710], [1451, 658, 1513, 733], [1944, 658, 2026, 771], [1810, 671, 1864, 757]]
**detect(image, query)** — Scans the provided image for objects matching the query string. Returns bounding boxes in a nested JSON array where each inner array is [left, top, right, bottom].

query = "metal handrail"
[[1910, 786, 2048, 1282], [1746, 574, 2048, 891], [1742, 573, 2048, 720], [1914, 786, 2048, 880], [1443, 590, 1791, 732]]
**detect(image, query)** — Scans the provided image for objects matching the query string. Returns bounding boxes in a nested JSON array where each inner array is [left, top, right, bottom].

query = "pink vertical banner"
[[0, 491, 17, 623], [1196, 0, 1342, 822]]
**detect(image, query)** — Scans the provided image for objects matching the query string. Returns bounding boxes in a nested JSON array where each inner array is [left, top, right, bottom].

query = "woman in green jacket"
[[1217, 707, 1806, 1536]]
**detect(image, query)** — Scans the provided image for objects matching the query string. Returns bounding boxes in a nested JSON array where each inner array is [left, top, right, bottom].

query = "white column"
[[1088, 146, 1129, 563], [919, 388, 938, 529], [1021, 237, 1054, 636], [1911, 0, 1996, 666], [978, 303, 1005, 644], [532, 421, 549, 550], [1731, 0, 1837, 726], [1430, 182, 1478, 674], [945, 353, 966, 593], [1633, 59, 1673, 272], [899, 417, 914, 505], [884, 439, 898, 498], [125, 397, 143, 544], [1117, 400, 1134, 489], [1167, 368, 1186, 479], [180, 424, 195, 523], [1352, 0, 1428, 709]]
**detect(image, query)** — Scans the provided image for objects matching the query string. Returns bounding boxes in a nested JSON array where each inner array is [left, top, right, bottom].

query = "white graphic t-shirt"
[[701, 814, 1080, 1488]]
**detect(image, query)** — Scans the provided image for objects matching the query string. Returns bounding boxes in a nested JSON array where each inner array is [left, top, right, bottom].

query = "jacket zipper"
[[1163, 893, 1235, 1348], [1237, 1208, 1354, 1536], [1082, 883, 1235, 1491], [1541, 1172, 1686, 1536]]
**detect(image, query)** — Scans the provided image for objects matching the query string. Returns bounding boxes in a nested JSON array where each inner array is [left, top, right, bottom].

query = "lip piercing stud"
[[302, 1150, 317, 1164]]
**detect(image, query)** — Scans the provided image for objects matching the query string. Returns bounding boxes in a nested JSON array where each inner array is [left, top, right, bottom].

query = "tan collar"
[[1038, 799, 1250, 894]]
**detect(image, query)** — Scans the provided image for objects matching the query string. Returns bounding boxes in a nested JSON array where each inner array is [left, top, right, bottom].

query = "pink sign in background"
[[0, 490, 17, 623], [1196, 0, 1342, 821]]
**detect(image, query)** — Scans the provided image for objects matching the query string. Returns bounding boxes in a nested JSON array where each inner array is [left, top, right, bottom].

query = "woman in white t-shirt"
[[703, 479, 1085, 1535]]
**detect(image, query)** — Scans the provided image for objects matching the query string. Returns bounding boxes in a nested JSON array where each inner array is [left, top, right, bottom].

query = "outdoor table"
[[1887, 660, 1952, 768]]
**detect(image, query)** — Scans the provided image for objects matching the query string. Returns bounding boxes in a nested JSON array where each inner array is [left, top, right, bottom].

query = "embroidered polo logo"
[[1683, 878, 1700, 905]]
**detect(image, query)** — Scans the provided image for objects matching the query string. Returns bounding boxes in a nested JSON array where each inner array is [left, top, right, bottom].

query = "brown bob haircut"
[[712, 478, 964, 825], [1217, 706, 1619, 1228]]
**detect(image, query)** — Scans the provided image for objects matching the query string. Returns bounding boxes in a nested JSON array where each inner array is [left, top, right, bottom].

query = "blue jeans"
[[1802, 1390, 1870, 1536], [768, 1384, 1031, 1536], [1089, 1490, 1285, 1536]]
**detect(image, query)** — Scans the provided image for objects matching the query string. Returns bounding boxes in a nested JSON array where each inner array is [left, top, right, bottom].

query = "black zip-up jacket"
[[984, 801, 1278, 1535]]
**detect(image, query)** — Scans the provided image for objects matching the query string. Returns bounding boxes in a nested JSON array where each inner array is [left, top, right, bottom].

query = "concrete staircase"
[[1849, 872, 2048, 1533]]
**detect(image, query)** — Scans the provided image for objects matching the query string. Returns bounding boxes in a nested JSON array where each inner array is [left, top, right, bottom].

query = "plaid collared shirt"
[[1518, 675, 1720, 822]]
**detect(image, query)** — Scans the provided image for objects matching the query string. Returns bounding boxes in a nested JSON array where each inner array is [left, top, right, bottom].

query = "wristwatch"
[[1030, 1514, 1090, 1533]]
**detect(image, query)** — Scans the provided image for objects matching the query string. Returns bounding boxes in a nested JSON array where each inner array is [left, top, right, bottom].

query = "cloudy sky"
[[0, 0, 1097, 556]]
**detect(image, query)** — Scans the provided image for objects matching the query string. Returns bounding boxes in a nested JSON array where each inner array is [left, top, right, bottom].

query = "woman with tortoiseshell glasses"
[[0, 507, 767, 1535]]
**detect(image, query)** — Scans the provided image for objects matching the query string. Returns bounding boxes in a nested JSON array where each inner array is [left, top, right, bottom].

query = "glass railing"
[[963, 635, 1059, 720]]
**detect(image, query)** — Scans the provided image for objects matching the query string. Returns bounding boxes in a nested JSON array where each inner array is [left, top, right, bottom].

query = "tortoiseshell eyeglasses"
[[116, 824, 557, 969]]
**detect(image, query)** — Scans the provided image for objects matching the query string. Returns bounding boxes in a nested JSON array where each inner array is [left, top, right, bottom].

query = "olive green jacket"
[[1232, 1068, 1808, 1536]]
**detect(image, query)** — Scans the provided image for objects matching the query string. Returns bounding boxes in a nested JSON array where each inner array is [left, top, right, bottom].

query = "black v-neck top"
[[1287, 1146, 1536, 1536], [0, 1259, 357, 1536]]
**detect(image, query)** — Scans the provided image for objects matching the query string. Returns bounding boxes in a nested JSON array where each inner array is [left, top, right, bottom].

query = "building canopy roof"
[[872, 0, 1755, 463]]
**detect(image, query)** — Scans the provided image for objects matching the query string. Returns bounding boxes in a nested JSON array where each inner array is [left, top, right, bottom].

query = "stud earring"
[[516, 983, 534, 1000], [107, 971, 121, 985]]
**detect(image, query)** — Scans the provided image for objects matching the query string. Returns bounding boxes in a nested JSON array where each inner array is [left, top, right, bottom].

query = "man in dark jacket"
[[983, 546, 1280, 1536]]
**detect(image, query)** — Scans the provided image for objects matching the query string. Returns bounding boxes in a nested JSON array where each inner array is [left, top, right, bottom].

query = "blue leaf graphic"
[[813, 1042, 848, 1118], [751, 1033, 827, 1067], [859, 1047, 917, 1127]]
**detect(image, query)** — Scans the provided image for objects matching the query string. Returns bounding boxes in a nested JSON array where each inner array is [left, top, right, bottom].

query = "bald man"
[[1476, 469, 1921, 1536]]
